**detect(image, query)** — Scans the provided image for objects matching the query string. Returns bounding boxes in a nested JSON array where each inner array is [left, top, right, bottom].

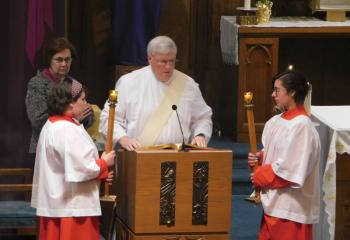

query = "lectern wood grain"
[[116, 150, 232, 236]]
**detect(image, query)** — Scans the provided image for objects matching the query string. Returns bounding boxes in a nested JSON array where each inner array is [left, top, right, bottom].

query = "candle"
[[244, 0, 251, 9], [109, 90, 118, 102], [244, 92, 253, 104]]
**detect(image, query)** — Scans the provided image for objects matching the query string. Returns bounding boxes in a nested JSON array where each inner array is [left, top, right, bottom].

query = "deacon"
[[248, 69, 321, 240], [99, 35, 213, 150]]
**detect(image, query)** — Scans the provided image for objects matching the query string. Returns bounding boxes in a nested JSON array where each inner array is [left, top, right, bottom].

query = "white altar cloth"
[[311, 106, 350, 240]]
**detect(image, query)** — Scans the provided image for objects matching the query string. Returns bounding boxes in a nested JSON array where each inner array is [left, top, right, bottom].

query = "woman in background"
[[26, 37, 93, 154], [31, 78, 114, 240], [248, 69, 321, 240]]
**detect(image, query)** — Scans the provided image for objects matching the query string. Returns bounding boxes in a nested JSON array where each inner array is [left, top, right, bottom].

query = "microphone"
[[172, 104, 186, 151]]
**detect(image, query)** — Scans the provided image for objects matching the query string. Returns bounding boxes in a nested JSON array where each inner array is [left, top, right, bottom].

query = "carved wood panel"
[[237, 37, 279, 142]]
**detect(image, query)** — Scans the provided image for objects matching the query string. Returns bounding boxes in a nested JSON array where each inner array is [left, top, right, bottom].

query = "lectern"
[[115, 149, 232, 240]]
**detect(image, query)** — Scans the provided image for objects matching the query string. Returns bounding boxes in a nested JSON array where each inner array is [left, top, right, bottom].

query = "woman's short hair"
[[46, 37, 77, 64], [47, 78, 84, 116], [272, 69, 309, 105], [147, 36, 177, 56]]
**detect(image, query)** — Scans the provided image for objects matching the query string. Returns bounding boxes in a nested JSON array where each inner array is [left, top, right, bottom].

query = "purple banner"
[[112, 0, 163, 65], [25, 0, 53, 67]]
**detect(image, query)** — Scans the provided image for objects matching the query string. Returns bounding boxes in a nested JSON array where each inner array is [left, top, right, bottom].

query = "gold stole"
[[138, 70, 187, 146]]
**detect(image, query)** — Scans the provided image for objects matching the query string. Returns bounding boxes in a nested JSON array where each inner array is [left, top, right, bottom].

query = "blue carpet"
[[209, 136, 263, 195], [231, 195, 263, 240], [209, 137, 264, 239]]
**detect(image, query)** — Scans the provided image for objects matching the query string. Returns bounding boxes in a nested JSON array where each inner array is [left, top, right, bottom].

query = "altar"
[[311, 106, 350, 240]]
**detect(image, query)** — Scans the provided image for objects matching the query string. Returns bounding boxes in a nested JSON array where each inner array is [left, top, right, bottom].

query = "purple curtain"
[[26, 0, 53, 67], [111, 0, 163, 65], [0, 0, 64, 172]]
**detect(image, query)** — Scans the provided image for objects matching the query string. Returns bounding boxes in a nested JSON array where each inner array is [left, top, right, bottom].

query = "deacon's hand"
[[119, 136, 141, 151], [191, 135, 207, 147]]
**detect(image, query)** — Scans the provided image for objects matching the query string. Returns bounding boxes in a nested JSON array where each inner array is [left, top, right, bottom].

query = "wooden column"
[[237, 37, 278, 142]]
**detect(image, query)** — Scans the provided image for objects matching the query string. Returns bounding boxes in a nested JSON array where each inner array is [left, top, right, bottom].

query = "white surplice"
[[261, 114, 321, 224], [99, 66, 213, 146], [31, 119, 102, 217]]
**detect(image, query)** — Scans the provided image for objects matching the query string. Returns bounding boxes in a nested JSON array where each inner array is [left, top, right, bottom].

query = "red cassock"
[[253, 106, 320, 240]]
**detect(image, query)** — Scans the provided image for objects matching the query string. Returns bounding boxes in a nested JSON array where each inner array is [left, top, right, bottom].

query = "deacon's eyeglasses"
[[53, 57, 72, 64], [155, 59, 178, 66]]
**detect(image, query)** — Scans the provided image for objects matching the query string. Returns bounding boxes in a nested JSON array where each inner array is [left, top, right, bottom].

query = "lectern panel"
[[116, 150, 232, 235], [192, 161, 209, 225], [159, 161, 176, 226]]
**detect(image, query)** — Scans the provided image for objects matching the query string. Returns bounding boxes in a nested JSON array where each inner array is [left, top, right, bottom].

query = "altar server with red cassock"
[[248, 69, 321, 240], [31, 78, 115, 240]]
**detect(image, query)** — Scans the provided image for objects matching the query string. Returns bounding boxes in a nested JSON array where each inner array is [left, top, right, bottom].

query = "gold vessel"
[[256, 1, 273, 24]]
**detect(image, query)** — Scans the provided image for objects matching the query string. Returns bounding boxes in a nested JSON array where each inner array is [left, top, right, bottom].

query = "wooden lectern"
[[115, 149, 232, 240]]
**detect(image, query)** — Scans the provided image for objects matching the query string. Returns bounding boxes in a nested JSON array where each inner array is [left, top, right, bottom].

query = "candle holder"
[[236, 7, 258, 25]]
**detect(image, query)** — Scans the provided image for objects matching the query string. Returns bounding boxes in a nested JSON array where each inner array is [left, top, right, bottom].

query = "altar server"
[[31, 78, 115, 240], [248, 69, 321, 240]]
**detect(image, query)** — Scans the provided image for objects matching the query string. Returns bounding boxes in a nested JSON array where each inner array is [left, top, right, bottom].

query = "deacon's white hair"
[[147, 36, 177, 56]]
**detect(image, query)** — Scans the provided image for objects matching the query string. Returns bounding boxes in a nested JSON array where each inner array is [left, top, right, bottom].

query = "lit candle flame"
[[244, 92, 253, 104], [288, 65, 293, 70], [109, 90, 118, 102]]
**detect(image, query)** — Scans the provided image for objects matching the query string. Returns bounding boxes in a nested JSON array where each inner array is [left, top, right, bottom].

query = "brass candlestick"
[[101, 90, 118, 202], [244, 92, 261, 204]]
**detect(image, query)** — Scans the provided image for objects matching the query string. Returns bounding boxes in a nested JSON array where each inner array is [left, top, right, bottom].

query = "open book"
[[142, 143, 212, 151]]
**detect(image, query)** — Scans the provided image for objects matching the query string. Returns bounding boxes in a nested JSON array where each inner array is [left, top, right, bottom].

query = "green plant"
[[256, 0, 273, 8]]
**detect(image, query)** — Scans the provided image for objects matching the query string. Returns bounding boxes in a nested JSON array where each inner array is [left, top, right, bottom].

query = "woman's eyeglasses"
[[53, 57, 72, 64]]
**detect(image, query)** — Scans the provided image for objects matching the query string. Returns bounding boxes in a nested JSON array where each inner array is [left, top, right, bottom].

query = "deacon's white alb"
[[99, 66, 213, 146]]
